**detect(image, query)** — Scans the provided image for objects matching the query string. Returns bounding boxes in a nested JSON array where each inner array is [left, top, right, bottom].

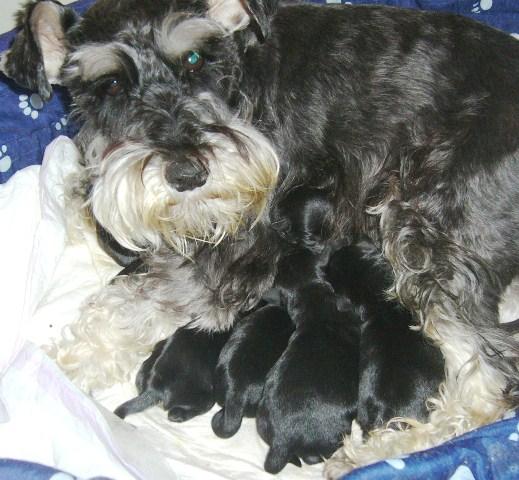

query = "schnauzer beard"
[[87, 120, 279, 255]]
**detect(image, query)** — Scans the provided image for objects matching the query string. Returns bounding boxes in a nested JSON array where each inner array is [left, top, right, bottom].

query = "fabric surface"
[[341, 411, 519, 479]]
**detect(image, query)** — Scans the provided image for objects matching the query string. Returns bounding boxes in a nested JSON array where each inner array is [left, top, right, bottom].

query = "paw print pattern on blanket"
[[472, 0, 493, 14], [508, 421, 519, 441], [449, 465, 476, 480], [54, 117, 68, 131], [385, 458, 406, 470], [0, 145, 12, 173], [18, 93, 44, 120]]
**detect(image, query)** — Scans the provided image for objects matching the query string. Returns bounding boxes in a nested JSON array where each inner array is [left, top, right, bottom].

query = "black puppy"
[[326, 240, 445, 432], [114, 324, 230, 422], [254, 187, 360, 473], [212, 302, 294, 439], [255, 295, 360, 474]]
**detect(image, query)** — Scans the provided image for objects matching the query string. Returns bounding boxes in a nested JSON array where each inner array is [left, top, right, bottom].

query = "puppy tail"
[[211, 405, 244, 438], [114, 391, 160, 419], [264, 444, 300, 474]]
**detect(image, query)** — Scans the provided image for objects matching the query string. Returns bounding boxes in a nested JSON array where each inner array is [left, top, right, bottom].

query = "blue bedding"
[[1, 1, 519, 479], [0, 459, 112, 480], [342, 410, 519, 480]]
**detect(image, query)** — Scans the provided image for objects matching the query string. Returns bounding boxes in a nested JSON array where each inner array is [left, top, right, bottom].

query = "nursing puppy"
[[327, 241, 445, 433], [255, 298, 360, 474], [212, 302, 294, 439], [115, 324, 230, 422], [5, 0, 519, 475], [255, 189, 360, 474]]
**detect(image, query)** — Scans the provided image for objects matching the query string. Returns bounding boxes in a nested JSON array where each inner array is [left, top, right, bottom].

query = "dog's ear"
[[207, 0, 278, 43], [0, 0, 79, 101]]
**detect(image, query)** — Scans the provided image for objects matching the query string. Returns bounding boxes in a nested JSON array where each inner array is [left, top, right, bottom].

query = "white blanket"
[[0, 137, 323, 480]]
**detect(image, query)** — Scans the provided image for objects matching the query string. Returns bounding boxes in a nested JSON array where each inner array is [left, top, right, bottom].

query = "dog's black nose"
[[165, 162, 208, 192]]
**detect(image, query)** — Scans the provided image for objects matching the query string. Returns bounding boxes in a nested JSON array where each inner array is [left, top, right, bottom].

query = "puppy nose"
[[165, 162, 208, 192]]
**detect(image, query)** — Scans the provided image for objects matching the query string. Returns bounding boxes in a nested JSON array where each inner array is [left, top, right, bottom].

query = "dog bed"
[[1, 1, 519, 479]]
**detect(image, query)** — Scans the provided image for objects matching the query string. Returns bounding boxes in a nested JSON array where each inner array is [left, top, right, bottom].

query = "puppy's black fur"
[[212, 303, 294, 439], [327, 241, 445, 432], [275, 186, 444, 436], [114, 324, 230, 422], [256, 190, 360, 474], [256, 297, 360, 473]]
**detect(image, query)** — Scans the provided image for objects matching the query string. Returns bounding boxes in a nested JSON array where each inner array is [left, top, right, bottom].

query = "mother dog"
[[3, 0, 519, 475]]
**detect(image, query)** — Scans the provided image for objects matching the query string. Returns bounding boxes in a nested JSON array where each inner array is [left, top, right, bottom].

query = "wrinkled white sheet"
[[0, 137, 323, 480]]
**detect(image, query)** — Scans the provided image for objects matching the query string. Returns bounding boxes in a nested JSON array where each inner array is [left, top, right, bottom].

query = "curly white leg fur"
[[45, 274, 177, 393]]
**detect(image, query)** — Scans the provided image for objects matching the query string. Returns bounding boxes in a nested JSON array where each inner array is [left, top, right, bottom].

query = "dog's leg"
[[211, 400, 246, 438], [326, 200, 519, 477], [45, 273, 177, 393], [264, 442, 302, 475], [46, 250, 239, 393]]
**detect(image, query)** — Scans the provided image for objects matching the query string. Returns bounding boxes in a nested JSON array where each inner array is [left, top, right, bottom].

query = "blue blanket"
[[0, 459, 112, 480], [0, 0, 93, 184], [1, 1, 518, 479], [342, 410, 519, 480]]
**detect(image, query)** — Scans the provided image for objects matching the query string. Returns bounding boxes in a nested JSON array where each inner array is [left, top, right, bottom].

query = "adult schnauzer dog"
[[3, 0, 519, 476]]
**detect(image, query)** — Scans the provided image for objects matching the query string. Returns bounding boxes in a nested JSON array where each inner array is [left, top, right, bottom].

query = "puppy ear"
[[0, 0, 79, 101], [207, 0, 278, 43]]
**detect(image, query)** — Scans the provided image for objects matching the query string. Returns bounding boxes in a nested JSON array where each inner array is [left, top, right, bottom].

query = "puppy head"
[[1, 0, 280, 255]]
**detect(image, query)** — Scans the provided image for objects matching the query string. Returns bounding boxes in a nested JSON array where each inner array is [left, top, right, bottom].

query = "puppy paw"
[[167, 402, 213, 422], [264, 445, 300, 474], [114, 391, 160, 419], [211, 407, 243, 438], [302, 454, 323, 465]]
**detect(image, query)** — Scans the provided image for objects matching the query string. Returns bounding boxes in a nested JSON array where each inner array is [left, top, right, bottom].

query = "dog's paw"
[[263, 444, 302, 474], [211, 407, 243, 438], [167, 402, 213, 422], [301, 454, 323, 465], [324, 447, 354, 480]]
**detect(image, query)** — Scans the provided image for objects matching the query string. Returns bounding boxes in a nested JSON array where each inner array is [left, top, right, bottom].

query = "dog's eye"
[[105, 78, 124, 96], [182, 50, 205, 72]]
